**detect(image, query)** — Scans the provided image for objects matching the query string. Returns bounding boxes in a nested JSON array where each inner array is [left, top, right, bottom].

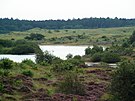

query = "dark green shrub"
[[85, 45, 103, 55], [102, 52, 120, 63], [52, 61, 74, 73], [66, 53, 73, 59], [110, 61, 135, 101], [10, 44, 35, 55], [25, 33, 44, 40], [48, 30, 52, 33], [22, 70, 33, 77], [0, 83, 4, 92], [73, 55, 81, 60], [85, 47, 92, 55], [107, 46, 133, 56], [0, 39, 13, 47], [22, 59, 35, 66], [57, 72, 85, 95], [122, 41, 129, 47], [91, 53, 102, 62], [36, 51, 57, 64], [0, 69, 10, 77], [21, 59, 37, 69], [0, 58, 14, 69], [67, 58, 84, 67], [101, 36, 107, 38], [129, 30, 135, 44]]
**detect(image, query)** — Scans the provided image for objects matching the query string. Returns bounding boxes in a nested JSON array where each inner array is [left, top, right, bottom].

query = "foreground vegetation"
[[1, 27, 135, 101], [0, 54, 112, 101]]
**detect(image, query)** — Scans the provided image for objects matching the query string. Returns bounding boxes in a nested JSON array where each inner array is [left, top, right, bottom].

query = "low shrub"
[[52, 61, 74, 73], [0, 83, 4, 92], [102, 52, 120, 63], [21, 59, 35, 67], [0, 69, 10, 77], [0, 58, 14, 69], [66, 53, 73, 59], [10, 44, 35, 55], [91, 53, 102, 62], [57, 71, 85, 95], [22, 70, 34, 77]]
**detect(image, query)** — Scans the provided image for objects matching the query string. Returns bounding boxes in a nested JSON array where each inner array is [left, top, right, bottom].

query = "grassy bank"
[[0, 26, 135, 45]]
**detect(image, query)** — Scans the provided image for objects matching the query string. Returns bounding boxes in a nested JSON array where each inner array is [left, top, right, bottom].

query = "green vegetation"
[[110, 61, 135, 101], [0, 26, 134, 45], [1, 17, 135, 34], [85, 45, 103, 55], [129, 30, 135, 44], [22, 70, 34, 77], [0, 58, 14, 69], [0, 39, 42, 55], [36, 51, 59, 64], [101, 52, 120, 63], [1, 23, 135, 100], [25, 33, 45, 40], [91, 53, 102, 62], [57, 71, 85, 95]]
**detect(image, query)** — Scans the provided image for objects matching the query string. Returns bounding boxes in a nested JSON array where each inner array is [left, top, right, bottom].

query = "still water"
[[0, 45, 92, 62]]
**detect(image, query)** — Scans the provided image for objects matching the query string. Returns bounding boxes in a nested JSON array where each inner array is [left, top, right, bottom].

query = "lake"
[[0, 45, 93, 62]]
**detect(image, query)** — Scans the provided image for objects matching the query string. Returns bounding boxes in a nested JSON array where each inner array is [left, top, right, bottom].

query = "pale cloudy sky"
[[0, 0, 134, 20]]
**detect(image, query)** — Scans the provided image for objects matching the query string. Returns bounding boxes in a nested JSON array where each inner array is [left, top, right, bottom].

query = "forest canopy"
[[0, 17, 135, 33]]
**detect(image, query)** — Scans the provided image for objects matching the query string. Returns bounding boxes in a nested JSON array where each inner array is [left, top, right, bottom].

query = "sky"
[[0, 0, 134, 20]]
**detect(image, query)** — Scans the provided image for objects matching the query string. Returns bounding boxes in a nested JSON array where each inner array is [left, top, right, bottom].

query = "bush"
[[91, 53, 102, 62], [102, 52, 120, 63], [85, 45, 103, 55], [73, 55, 81, 60], [57, 72, 85, 95], [36, 51, 57, 64], [0, 58, 14, 69], [67, 58, 84, 67], [66, 53, 73, 59], [0, 69, 10, 77], [110, 61, 135, 101], [107, 46, 133, 56], [0, 39, 13, 47], [22, 59, 35, 66], [0, 83, 4, 92], [22, 70, 33, 77], [25, 33, 45, 40], [52, 61, 74, 73], [85, 46, 92, 55], [129, 30, 135, 44], [10, 44, 35, 55]]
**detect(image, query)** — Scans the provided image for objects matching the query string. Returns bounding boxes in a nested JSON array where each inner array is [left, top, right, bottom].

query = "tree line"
[[0, 17, 135, 33]]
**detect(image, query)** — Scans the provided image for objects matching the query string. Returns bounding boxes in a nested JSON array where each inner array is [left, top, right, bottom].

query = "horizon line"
[[1, 16, 135, 21]]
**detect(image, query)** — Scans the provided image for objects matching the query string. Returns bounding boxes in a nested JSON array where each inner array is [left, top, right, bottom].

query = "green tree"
[[110, 61, 135, 101], [36, 51, 56, 64], [85, 46, 92, 55], [85, 45, 103, 55]]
